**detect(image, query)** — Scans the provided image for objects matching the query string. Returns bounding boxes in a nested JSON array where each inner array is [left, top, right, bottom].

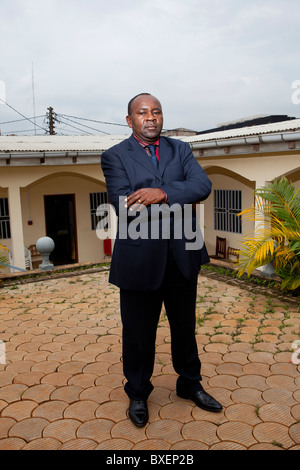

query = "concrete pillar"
[[198, 203, 205, 237], [8, 185, 26, 270], [254, 179, 275, 276]]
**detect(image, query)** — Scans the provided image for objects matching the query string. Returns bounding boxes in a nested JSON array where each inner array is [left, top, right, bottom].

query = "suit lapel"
[[127, 135, 161, 178], [158, 137, 172, 177], [127, 135, 172, 179]]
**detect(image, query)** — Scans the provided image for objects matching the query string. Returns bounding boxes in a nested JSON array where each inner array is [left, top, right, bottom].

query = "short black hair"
[[127, 93, 151, 116]]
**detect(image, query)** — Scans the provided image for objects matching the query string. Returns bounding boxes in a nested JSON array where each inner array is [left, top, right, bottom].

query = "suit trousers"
[[120, 249, 202, 400]]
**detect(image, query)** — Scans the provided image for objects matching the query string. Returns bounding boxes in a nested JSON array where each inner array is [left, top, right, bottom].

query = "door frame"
[[43, 193, 78, 264]]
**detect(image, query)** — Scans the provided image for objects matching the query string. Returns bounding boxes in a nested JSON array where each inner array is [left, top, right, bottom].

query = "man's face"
[[126, 95, 163, 144]]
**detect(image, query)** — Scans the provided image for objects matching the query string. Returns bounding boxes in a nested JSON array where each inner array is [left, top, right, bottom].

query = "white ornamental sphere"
[[36, 237, 55, 254]]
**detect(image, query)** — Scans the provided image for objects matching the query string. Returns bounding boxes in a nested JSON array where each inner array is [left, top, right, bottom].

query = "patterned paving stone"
[[266, 374, 297, 391], [0, 371, 19, 387], [159, 402, 194, 423], [58, 438, 98, 450], [171, 440, 209, 450], [217, 421, 257, 447], [225, 404, 261, 425], [248, 443, 284, 450], [0, 417, 17, 438], [223, 352, 249, 364], [111, 419, 147, 443], [0, 437, 26, 450], [270, 362, 299, 377], [237, 374, 268, 391], [215, 362, 244, 377], [9, 417, 49, 442], [289, 423, 300, 445], [294, 389, 300, 403], [192, 406, 227, 425], [258, 403, 296, 426], [49, 385, 83, 403], [77, 418, 115, 443], [248, 352, 275, 364], [182, 420, 220, 446], [1, 400, 38, 421], [208, 374, 238, 391], [253, 422, 295, 449], [32, 401, 68, 421], [231, 387, 265, 406], [43, 418, 81, 442], [210, 441, 247, 450], [262, 388, 298, 406], [133, 439, 171, 450], [0, 384, 28, 403], [146, 419, 183, 444], [291, 404, 300, 421], [0, 269, 299, 450], [21, 438, 62, 450], [63, 400, 99, 421]]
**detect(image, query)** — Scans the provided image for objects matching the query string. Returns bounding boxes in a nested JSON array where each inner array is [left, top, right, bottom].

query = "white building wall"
[[204, 174, 255, 256]]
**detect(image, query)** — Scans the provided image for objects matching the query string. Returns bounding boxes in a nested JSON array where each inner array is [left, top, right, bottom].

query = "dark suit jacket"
[[101, 134, 212, 291]]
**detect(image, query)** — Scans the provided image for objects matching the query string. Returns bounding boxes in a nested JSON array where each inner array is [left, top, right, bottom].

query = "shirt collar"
[[133, 134, 160, 148]]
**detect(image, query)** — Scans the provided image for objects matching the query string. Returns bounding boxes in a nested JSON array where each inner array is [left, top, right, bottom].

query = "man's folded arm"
[[160, 145, 212, 206]]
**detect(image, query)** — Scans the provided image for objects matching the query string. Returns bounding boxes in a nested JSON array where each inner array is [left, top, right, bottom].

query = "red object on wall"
[[103, 239, 112, 256]]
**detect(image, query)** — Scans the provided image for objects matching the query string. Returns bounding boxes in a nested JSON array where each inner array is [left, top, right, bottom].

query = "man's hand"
[[125, 188, 166, 212]]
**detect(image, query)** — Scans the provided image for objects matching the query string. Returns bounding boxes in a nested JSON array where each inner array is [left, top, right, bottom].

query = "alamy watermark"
[[291, 340, 300, 365], [291, 80, 300, 105], [0, 341, 6, 365], [95, 198, 204, 251], [0, 80, 6, 104]]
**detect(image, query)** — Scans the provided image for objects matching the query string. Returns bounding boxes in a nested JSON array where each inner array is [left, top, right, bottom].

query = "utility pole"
[[47, 107, 56, 135]]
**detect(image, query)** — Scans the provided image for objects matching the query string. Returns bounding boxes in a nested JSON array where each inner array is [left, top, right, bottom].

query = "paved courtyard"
[[0, 268, 299, 450]]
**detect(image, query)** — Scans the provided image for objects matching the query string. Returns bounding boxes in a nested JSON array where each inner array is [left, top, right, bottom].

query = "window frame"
[[214, 189, 242, 234], [89, 192, 109, 231], [0, 197, 11, 239]]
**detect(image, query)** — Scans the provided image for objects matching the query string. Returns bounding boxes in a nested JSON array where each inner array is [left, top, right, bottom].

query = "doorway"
[[44, 194, 78, 266]]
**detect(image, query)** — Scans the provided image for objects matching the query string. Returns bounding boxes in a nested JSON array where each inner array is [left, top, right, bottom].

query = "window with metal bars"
[[214, 190, 242, 233], [90, 192, 109, 230], [0, 198, 11, 239]]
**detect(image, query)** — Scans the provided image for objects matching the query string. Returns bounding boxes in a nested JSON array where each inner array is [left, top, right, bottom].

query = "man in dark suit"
[[101, 93, 222, 427]]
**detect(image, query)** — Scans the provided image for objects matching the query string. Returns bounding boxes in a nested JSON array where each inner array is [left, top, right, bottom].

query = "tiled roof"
[[183, 118, 300, 144], [0, 135, 128, 153]]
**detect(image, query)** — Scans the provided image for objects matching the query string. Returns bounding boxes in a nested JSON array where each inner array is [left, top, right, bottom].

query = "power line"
[[57, 114, 110, 135], [1, 128, 44, 135], [0, 105, 131, 136], [0, 97, 48, 133], [0, 115, 45, 126], [59, 113, 128, 128], [57, 118, 94, 135]]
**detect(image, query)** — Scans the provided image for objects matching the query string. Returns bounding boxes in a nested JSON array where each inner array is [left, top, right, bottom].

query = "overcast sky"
[[0, 0, 299, 136]]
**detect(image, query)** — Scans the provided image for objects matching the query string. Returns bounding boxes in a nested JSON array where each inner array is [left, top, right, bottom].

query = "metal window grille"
[[214, 190, 242, 234], [90, 192, 109, 230], [0, 198, 11, 239]]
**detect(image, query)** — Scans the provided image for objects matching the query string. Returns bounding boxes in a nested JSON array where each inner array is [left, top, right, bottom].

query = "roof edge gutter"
[[189, 131, 300, 150]]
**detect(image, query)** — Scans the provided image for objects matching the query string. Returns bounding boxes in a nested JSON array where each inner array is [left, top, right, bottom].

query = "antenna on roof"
[[32, 63, 37, 135]]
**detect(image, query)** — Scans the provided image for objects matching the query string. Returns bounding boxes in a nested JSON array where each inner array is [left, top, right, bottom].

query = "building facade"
[[0, 119, 299, 272]]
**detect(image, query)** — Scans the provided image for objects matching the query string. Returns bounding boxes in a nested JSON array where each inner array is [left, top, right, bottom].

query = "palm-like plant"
[[237, 176, 300, 290], [0, 244, 9, 279]]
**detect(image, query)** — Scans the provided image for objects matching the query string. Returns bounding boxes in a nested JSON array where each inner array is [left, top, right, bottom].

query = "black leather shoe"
[[128, 400, 149, 427], [178, 390, 223, 412]]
